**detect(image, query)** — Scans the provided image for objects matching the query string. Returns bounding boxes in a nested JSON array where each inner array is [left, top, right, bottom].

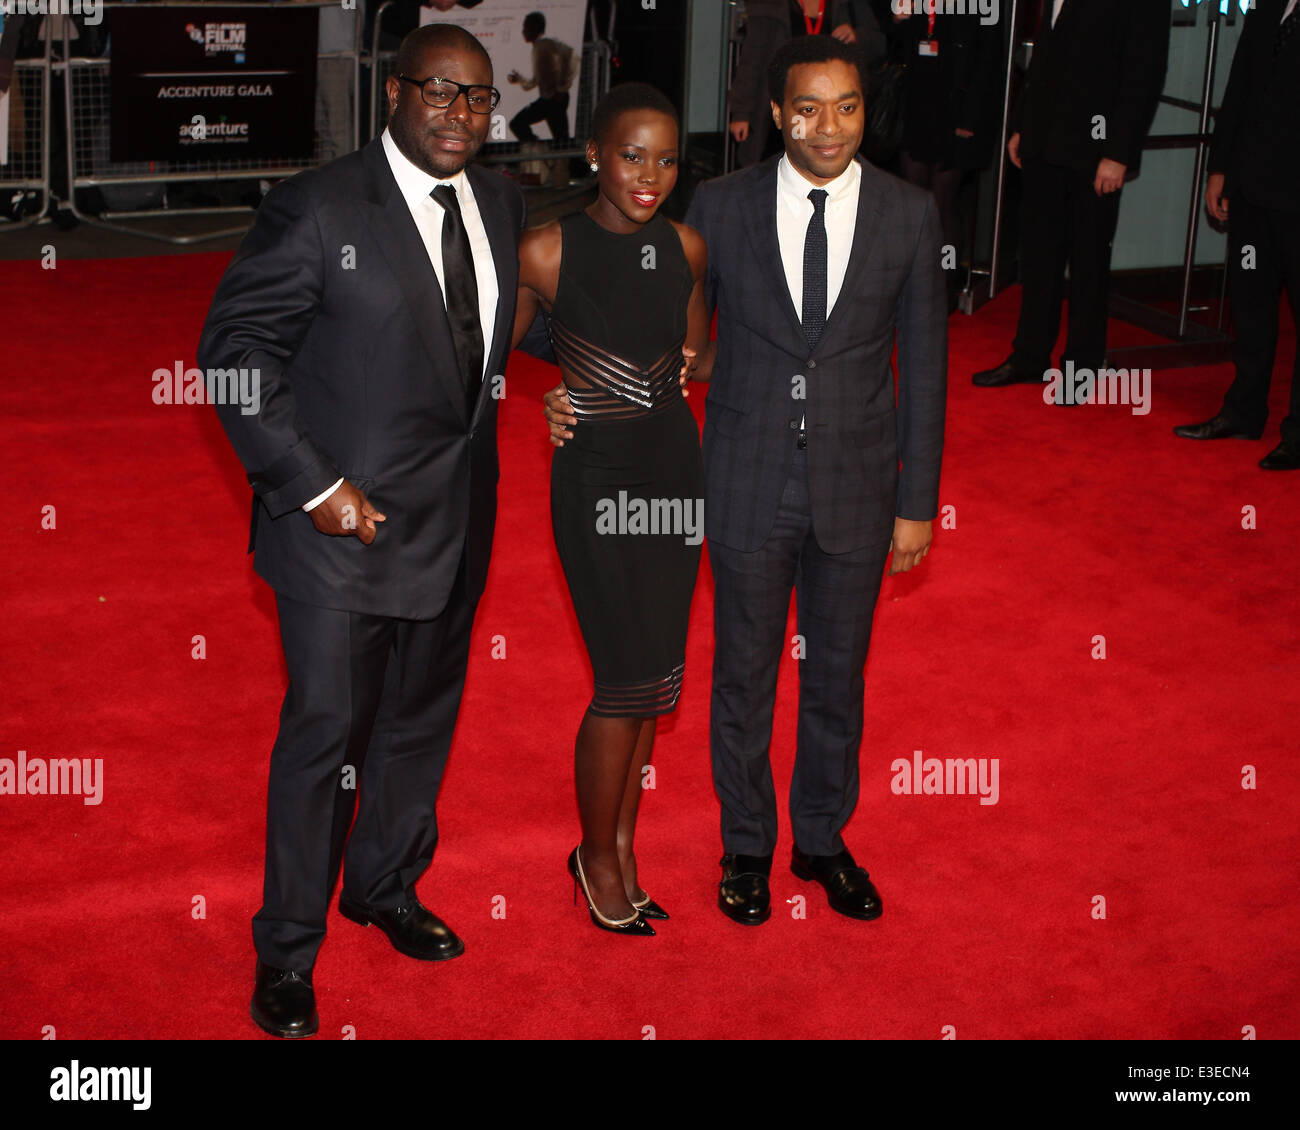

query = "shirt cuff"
[[302, 477, 344, 512]]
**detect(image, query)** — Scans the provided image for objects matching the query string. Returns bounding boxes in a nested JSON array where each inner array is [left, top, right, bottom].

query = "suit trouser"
[[1220, 195, 1300, 447], [252, 552, 476, 971], [1011, 156, 1122, 374], [707, 446, 892, 858]]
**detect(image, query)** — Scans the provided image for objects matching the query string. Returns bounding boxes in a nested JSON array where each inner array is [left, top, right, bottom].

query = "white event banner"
[[419, 0, 587, 141]]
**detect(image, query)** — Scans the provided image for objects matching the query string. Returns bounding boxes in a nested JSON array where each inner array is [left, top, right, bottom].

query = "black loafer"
[[1173, 412, 1263, 440], [339, 894, 465, 961], [791, 846, 882, 921], [718, 853, 773, 925], [250, 961, 318, 1039], [1259, 440, 1300, 470], [971, 357, 1043, 387]]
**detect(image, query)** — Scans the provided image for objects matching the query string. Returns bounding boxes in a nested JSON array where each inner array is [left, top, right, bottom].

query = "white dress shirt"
[[774, 152, 860, 431], [1051, 0, 1066, 27], [775, 151, 860, 331], [304, 128, 499, 511], [1285, 0, 1299, 23]]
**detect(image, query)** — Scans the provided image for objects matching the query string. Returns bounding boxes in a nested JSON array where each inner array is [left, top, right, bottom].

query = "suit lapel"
[[741, 154, 807, 351], [359, 136, 468, 425], [816, 156, 886, 353]]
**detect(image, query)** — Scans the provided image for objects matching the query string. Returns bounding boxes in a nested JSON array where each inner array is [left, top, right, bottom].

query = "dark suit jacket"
[[197, 136, 525, 620], [684, 154, 946, 555], [1208, 0, 1300, 216], [1010, 0, 1169, 177]]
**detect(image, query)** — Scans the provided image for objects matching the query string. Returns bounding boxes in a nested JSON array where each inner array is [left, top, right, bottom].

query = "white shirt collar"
[[381, 126, 473, 214], [777, 151, 860, 210]]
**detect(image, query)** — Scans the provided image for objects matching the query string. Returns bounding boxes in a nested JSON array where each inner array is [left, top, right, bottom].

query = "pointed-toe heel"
[[568, 846, 655, 936], [630, 893, 670, 920]]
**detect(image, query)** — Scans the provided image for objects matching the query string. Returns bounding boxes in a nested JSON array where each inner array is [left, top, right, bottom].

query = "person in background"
[[885, 1, 1002, 312], [1174, 0, 1300, 471], [508, 11, 579, 146], [971, 0, 1168, 394], [729, 0, 885, 169]]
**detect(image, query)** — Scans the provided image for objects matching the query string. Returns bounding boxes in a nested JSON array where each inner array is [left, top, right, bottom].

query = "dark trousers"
[[252, 555, 476, 971], [510, 92, 570, 143], [1012, 155, 1123, 374], [1221, 195, 1300, 446], [707, 446, 892, 858]]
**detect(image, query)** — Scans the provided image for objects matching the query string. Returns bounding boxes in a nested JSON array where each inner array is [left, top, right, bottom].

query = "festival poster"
[[419, 0, 587, 142], [108, 5, 319, 163]]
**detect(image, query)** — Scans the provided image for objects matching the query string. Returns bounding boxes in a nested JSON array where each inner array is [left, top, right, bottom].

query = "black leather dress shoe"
[[250, 961, 318, 1039], [718, 853, 773, 925], [971, 357, 1043, 387], [1173, 412, 1263, 440], [790, 846, 882, 921], [339, 894, 465, 961], [1260, 440, 1300, 470]]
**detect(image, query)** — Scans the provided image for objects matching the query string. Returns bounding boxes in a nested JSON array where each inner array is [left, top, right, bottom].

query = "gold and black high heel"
[[568, 847, 656, 936], [630, 892, 670, 920]]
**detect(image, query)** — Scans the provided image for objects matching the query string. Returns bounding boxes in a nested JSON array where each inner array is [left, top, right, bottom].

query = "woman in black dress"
[[511, 84, 710, 935]]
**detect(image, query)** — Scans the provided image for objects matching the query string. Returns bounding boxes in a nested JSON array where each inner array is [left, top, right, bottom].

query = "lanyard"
[[802, 0, 825, 36], [927, 10, 936, 38]]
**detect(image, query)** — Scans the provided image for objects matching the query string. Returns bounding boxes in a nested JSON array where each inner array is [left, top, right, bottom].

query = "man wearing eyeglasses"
[[198, 24, 529, 1038]]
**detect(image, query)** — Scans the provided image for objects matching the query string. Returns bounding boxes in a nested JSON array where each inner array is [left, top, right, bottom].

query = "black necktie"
[[1276, 3, 1299, 57], [802, 188, 828, 354], [430, 183, 483, 412]]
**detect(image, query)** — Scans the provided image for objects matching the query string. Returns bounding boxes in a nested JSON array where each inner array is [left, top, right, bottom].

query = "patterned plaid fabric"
[[684, 154, 947, 554]]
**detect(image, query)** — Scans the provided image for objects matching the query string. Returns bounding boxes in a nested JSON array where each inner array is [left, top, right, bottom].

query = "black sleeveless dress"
[[548, 209, 704, 717]]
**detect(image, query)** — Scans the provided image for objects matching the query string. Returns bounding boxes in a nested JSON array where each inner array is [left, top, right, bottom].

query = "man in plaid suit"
[[686, 33, 945, 925]]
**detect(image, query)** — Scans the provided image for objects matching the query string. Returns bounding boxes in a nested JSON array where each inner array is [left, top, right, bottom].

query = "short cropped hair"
[[396, 24, 491, 79], [767, 35, 867, 106], [590, 82, 679, 145]]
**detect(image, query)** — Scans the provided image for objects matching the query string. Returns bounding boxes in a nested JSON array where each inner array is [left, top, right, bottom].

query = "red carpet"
[[3, 253, 1297, 1040]]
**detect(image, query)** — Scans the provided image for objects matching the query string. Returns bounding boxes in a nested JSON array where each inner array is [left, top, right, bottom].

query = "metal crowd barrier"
[[0, 34, 53, 232], [370, 0, 609, 169], [18, 1, 609, 244], [60, 1, 364, 245]]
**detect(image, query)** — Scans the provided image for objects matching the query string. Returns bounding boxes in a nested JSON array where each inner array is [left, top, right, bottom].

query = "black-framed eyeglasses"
[[397, 74, 501, 113]]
